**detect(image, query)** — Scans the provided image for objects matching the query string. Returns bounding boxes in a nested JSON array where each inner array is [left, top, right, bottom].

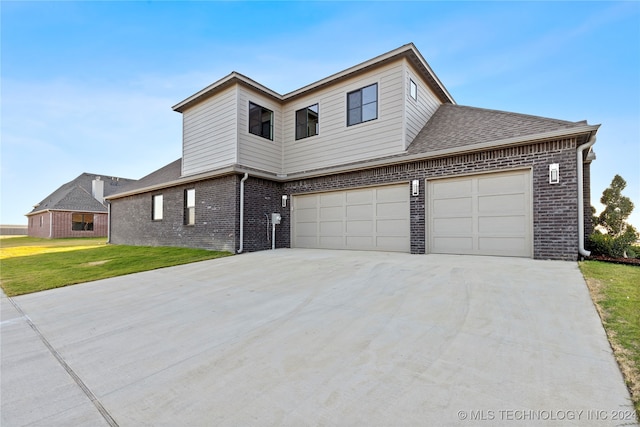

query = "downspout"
[[107, 201, 111, 244], [237, 173, 249, 254], [577, 135, 597, 257]]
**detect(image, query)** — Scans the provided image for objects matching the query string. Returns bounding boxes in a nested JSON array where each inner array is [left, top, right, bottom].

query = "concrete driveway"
[[1, 250, 635, 426]]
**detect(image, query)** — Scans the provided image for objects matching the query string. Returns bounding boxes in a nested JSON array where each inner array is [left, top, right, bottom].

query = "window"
[[39, 216, 43, 227], [152, 194, 163, 220], [249, 102, 273, 140], [295, 104, 319, 140], [410, 79, 417, 101], [347, 83, 378, 126], [72, 213, 94, 231], [184, 189, 195, 225]]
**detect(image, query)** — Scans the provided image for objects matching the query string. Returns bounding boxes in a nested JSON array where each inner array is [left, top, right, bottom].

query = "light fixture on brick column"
[[411, 180, 419, 196], [549, 164, 560, 184], [282, 195, 288, 208]]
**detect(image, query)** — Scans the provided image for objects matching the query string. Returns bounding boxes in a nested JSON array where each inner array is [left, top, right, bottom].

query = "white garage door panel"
[[433, 197, 473, 215], [293, 184, 410, 252], [434, 217, 473, 233], [428, 170, 532, 257]]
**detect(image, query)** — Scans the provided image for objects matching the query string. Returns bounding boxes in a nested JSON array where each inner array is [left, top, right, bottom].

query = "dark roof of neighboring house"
[[407, 104, 590, 155], [27, 173, 137, 215]]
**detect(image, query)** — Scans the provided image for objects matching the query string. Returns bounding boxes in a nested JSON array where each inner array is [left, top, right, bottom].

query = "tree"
[[590, 174, 639, 258], [598, 174, 635, 237]]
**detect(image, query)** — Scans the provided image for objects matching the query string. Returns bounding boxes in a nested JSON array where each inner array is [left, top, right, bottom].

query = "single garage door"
[[427, 170, 532, 257], [292, 184, 410, 252]]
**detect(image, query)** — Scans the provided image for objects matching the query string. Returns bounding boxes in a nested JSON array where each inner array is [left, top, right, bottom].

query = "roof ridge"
[[443, 104, 583, 125]]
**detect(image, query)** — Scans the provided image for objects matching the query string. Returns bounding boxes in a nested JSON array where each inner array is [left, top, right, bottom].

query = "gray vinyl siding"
[[283, 61, 406, 174], [404, 61, 442, 148], [237, 88, 283, 174], [182, 85, 238, 176]]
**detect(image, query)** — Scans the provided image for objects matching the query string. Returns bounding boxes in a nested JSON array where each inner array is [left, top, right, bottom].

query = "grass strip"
[[1, 244, 231, 296], [579, 260, 640, 419]]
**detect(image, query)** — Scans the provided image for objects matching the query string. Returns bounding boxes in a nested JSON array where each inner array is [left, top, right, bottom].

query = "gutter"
[[107, 201, 111, 244], [237, 173, 249, 254], [577, 134, 597, 258]]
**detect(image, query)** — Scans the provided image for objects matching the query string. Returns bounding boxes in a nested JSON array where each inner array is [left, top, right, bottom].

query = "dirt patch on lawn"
[[83, 260, 111, 266]]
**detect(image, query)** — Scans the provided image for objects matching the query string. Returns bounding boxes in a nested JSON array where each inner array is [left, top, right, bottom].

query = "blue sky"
[[2, 1, 639, 230]]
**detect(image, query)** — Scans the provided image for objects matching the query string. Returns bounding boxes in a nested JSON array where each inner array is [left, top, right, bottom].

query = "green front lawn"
[[579, 260, 640, 418], [0, 238, 231, 296]]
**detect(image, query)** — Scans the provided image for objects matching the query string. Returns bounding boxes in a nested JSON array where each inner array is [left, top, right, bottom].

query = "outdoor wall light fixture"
[[549, 164, 560, 184], [411, 180, 420, 196], [282, 195, 288, 208]]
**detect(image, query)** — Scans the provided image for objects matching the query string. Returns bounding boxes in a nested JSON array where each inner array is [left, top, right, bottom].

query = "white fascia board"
[[172, 72, 283, 113]]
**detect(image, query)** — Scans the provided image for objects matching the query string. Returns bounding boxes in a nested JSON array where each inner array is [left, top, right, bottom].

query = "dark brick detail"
[[110, 175, 238, 252], [241, 177, 287, 252], [27, 211, 108, 238]]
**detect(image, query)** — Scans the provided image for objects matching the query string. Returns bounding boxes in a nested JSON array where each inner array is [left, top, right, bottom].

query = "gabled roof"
[[407, 104, 595, 155], [172, 43, 455, 113], [27, 173, 136, 215]]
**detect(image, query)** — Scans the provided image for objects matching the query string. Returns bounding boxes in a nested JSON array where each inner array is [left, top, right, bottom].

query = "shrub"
[[589, 229, 639, 258]]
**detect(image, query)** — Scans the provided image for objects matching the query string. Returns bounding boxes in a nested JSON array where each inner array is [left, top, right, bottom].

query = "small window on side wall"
[[152, 194, 163, 221], [184, 188, 195, 225], [347, 83, 378, 126], [410, 79, 418, 101], [72, 213, 94, 231], [249, 102, 273, 140], [295, 104, 319, 140]]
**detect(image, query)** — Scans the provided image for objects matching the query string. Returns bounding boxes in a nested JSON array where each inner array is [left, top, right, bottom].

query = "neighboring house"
[[27, 173, 136, 238], [107, 43, 598, 260]]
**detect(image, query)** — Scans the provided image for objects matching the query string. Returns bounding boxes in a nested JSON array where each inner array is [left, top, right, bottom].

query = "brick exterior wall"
[[109, 137, 590, 260], [110, 175, 238, 252], [27, 211, 108, 238], [284, 138, 582, 261]]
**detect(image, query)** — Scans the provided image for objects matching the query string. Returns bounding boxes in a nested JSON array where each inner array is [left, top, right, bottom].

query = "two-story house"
[[107, 43, 598, 260]]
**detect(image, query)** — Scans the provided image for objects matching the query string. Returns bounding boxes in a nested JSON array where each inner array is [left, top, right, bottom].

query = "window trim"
[[248, 101, 274, 140], [184, 188, 195, 226], [410, 79, 418, 101], [347, 83, 378, 126], [295, 103, 319, 140], [152, 194, 163, 221]]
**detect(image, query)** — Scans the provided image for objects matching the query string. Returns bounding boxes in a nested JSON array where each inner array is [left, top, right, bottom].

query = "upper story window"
[[249, 102, 273, 140], [152, 194, 163, 221], [410, 79, 418, 101], [347, 83, 378, 126], [184, 188, 195, 226], [296, 104, 319, 140]]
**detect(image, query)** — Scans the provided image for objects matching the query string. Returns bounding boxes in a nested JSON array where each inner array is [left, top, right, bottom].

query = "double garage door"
[[292, 170, 532, 257]]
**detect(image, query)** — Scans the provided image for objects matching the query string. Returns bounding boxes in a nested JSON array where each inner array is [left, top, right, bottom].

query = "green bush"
[[589, 230, 639, 258]]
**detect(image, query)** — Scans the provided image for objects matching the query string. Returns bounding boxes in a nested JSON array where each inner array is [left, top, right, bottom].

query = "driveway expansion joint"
[[6, 296, 119, 427]]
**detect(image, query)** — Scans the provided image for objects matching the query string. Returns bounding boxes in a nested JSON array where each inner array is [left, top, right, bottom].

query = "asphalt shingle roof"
[[106, 105, 595, 196], [407, 104, 588, 155], [28, 173, 137, 214]]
